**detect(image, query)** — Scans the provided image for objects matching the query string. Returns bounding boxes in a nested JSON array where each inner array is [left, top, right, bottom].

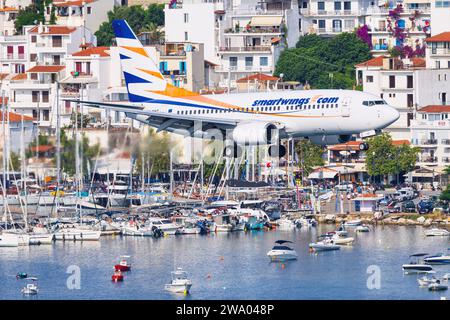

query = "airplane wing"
[[65, 99, 238, 134]]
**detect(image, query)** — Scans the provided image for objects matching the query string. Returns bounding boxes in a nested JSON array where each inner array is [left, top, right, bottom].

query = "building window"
[[366, 75, 373, 83], [184, 32, 188, 41], [52, 36, 62, 48], [318, 20, 325, 29], [389, 75, 395, 88], [407, 93, 413, 108], [436, 61, 440, 69], [344, 1, 351, 11], [42, 91, 49, 103], [229, 57, 237, 68], [87, 7, 92, 14], [184, 13, 189, 23], [31, 35, 36, 43], [260, 57, 268, 66], [407, 75, 413, 88], [245, 57, 253, 68], [317, 2, 325, 11], [43, 110, 49, 121], [30, 53, 37, 62], [32, 91, 40, 102], [30, 73, 37, 80], [334, 1, 342, 10]]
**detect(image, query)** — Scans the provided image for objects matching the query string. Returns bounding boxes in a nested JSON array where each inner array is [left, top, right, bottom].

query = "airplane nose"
[[385, 106, 400, 126]]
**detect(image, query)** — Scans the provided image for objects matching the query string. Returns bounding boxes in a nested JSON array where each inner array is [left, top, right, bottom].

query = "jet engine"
[[232, 122, 278, 145], [309, 134, 352, 146]]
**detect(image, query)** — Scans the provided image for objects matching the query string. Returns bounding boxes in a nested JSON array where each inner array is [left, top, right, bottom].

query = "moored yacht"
[[402, 253, 434, 274], [164, 268, 192, 294], [267, 240, 298, 261], [53, 224, 101, 241]]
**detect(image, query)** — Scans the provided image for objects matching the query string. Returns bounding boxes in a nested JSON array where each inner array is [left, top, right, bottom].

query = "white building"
[[430, 0, 450, 36], [46, 0, 122, 35], [300, 0, 371, 36], [0, 34, 26, 74]]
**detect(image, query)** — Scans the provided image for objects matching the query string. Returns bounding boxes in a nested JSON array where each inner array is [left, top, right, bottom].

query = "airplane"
[[67, 19, 400, 158]]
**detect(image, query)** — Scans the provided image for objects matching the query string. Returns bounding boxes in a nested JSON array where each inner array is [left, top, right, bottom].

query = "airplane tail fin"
[[112, 19, 167, 102]]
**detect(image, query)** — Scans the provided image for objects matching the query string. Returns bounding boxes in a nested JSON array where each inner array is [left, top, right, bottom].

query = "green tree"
[[365, 132, 419, 183], [440, 166, 450, 201], [14, 5, 41, 34], [274, 32, 371, 89], [95, 4, 165, 46], [295, 139, 325, 177]]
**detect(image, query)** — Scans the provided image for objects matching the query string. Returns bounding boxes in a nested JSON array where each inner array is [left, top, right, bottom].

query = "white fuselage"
[[134, 89, 399, 138]]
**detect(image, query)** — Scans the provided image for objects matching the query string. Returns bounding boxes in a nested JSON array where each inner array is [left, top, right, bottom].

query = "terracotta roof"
[[0, 6, 18, 12], [328, 140, 409, 151], [0, 111, 34, 122], [0, 73, 8, 80], [11, 73, 27, 81], [72, 46, 110, 57], [27, 65, 65, 73], [355, 56, 386, 68], [425, 32, 450, 43], [418, 105, 450, 113], [30, 145, 55, 153], [54, 0, 95, 6], [28, 25, 76, 35], [410, 57, 426, 68], [236, 73, 279, 83]]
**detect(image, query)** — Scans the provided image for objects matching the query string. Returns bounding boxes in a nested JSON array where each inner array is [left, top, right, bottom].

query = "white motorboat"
[[402, 253, 434, 274], [164, 268, 192, 294], [331, 234, 355, 246], [120, 221, 154, 237], [0, 232, 19, 247], [343, 219, 362, 227], [443, 273, 450, 281], [428, 280, 448, 291], [2, 230, 30, 246], [21, 277, 39, 295], [424, 228, 450, 237], [335, 225, 348, 237], [277, 218, 296, 231], [29, 233, 54, 245], [309, 238, 340, 251], [53, 224, 101, 241], [267, 240, 298, 261], [355, 225, 370, 232], [147, 217, 181, 235], [417, 276, 439, 287], [423, 253, 450, 265]]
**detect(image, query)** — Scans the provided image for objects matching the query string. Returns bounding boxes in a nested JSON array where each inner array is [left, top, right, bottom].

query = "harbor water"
[[1, 225, 449, 300]]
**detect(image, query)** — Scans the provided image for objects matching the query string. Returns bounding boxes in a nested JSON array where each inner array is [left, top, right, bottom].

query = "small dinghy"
[[417, 276, 438, 287], [21, 277, 39, 295], [428, 280, 448, 291], [164, 268, 192, 294], [442, 273, 450, 281], [424, 228, 450, 237], [267, 240, 298, 261], [16, 272, 28, 279], [343, 219, 362, 227], [111, 270, 124, 282], [114, 255, 131, 271], [309, 238, 340, 252]]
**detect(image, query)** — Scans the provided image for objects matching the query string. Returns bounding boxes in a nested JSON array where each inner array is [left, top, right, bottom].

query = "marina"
[[1, 225, 450, 300]]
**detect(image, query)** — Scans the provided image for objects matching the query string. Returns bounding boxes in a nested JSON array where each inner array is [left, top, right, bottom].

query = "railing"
[[443, 157, 450, 163], [3, 54, 25, 60], [420, 139, 438, 145], [301, 9, 364, 16], [365, 6, 431, 15], [224, 27, 283, 34], [420, 156, 438, 163], [229, 9, 283, 16], [373, 44, 389, 50], [431, 48, 450, 55], [218, 46, 272, 52], [442, 139, 450, 145]]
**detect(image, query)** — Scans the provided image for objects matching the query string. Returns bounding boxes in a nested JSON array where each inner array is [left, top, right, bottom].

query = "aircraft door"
[[341, 97, 351, 117]]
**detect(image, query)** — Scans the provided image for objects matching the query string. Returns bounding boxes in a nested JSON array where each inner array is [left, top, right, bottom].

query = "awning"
[[250, 16, 283, 27], [308, 171, 338, 179]]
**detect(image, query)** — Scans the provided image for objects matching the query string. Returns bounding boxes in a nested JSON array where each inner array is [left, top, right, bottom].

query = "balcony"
[[443, 157, 450, 163], [420, 156, 438, 163], [229, 9, 283, 16], [2, 54, 25, 60], [430, 48, 450, 56], [218, 46, 272, 53], [442, 139, 450, 145], [373, 44, 389, 51], [302, 9, 364, 16], [223, 26, 283, 34], [420, 139, 438, 145]]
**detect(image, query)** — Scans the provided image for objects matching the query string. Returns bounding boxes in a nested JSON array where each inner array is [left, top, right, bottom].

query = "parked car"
[[387, 201, 401, 213], [432, 201, 449, 214], [417, 200, 434, 214], [401, 200, 416, 213], [378, 196, 392, 206]]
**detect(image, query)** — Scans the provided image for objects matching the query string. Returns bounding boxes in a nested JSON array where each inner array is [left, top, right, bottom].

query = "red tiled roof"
[[29, 25, 76, 35], [410, 57, 426, 68], [11, 73, 27, 81], [30, 145, 55, 153], [54, 0, 95, 6], [72, 46, 110, 57], [0, 111, 34, 122], [328, 140, 409, 151], [419, 105, 450, 113], [0, 6, 18, 12], [0, 73, 8, 80], [355, 56, 386, 68], [237, 73, 279, 83], [425, 32, 450, 43], [27, 65, 65, 73]]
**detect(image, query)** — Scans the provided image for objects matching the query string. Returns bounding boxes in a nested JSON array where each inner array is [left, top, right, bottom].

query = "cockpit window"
[[363, 100, 386, 106]]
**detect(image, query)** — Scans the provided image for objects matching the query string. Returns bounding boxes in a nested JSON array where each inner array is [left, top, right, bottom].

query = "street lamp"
[[279, 73, 284, 90]]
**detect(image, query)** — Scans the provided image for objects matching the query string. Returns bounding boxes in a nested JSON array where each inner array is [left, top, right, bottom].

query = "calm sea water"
[[1, 225, 449, 300]]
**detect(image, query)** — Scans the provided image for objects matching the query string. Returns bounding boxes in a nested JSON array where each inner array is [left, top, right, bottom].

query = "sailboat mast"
[[2, 90, 7, 229], [21, 112, 28, 230]]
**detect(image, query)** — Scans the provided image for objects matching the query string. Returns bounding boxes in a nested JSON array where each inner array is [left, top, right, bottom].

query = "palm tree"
[[139, 22, 165, 45]]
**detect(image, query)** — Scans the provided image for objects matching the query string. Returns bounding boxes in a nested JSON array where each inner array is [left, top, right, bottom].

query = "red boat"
[[114, 255, 131, 271], [111, 270, 123, 282]]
